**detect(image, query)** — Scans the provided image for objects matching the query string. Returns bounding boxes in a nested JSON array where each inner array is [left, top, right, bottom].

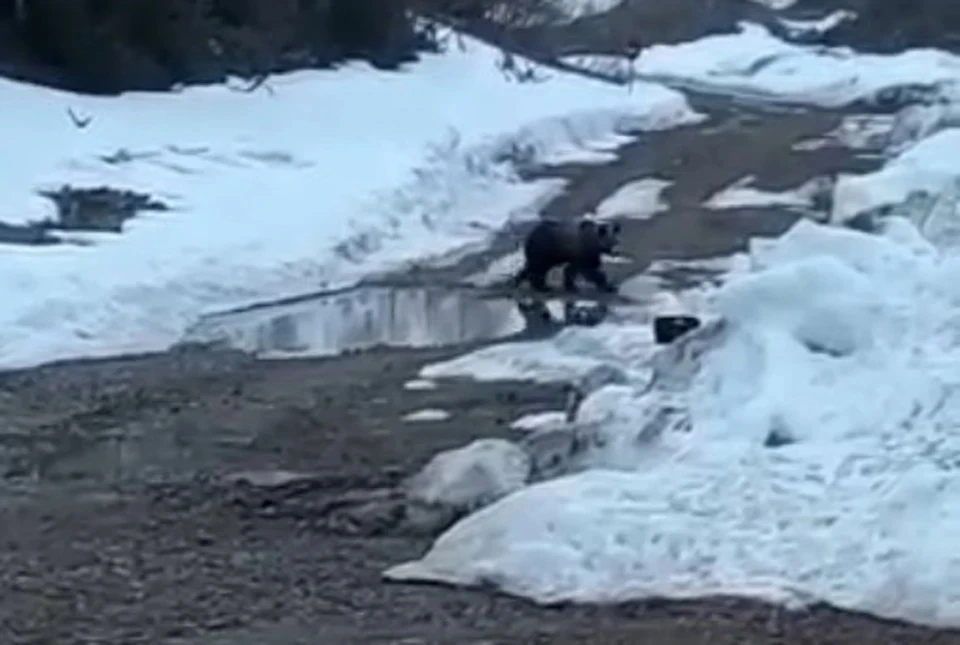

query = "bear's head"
[[596, 221, 621, 254]]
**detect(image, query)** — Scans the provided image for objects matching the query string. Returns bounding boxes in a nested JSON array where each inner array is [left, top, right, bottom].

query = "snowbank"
[[564, 23, 960, 108], [388, 217, 960, 627], [0, 34, 697, 369], [832, 128, 960, 227]]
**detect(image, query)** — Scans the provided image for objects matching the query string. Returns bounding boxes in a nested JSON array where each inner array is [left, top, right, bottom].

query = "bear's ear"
[[597, 222, 620, 237]]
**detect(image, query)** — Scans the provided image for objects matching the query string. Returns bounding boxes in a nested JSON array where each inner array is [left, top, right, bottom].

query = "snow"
[[0, 33, 698, 369], [704, 175, 822, 210], [705, 184, 809, 209], [403, 408, 452, 423], [388, 215, 960, 627], [748, 0, 797, 8], [510, 410, 569, 432], [404, 379, 439, 391], [593, 178, 670, 220], [465, 250, 525, 288], [405, 438, 532, 513], [421, 326, 646, 385], [831, 128, 960, 226], [563, 23, 960, 109], [635, 22, 960, 107]]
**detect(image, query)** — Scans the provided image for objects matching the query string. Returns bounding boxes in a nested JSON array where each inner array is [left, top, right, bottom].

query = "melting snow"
[[594, 178, 670, 220]]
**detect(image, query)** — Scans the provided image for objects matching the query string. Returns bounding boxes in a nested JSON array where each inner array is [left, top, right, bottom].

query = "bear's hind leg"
[[562, 263, 580, 293], [529, 265, 553, 292], [582, 267, 617, 293]]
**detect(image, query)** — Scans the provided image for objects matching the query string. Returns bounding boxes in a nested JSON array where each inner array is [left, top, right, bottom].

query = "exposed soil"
[[3, 98, 957, 645], [0, 186, 170, 247]]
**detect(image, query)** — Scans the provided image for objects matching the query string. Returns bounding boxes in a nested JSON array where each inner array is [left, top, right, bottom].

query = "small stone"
[[224, 469, 315, 488]]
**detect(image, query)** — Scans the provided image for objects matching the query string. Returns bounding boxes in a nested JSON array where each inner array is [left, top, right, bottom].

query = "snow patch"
[[404, 379, 439, 391], [511, 410, 569, 432], [749, 0, 797, 9], [777, 10, 856, 40], [704, 176, 825, 210], [594, 178, 670, 220], [403, 408, 453, 423], [792, 114, 894, 152], [421, 324, 652, 385], [404, 438, 531, 513]]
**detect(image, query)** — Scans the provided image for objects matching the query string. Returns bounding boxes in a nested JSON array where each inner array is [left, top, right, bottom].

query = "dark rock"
[[764, 428, 796, 448], [37, 185, 169, 234], [653, 315, 701, 345]]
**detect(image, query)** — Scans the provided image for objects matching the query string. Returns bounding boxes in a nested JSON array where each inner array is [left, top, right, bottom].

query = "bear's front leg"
[[582, 267, 617, 293], [562, 263, 581, 293]]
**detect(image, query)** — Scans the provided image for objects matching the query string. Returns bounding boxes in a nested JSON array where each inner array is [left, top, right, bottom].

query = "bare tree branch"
[[66, 107, 92, 129]]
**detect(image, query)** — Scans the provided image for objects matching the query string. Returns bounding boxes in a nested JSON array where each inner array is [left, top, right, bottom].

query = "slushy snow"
[[0, 33, 696, 369]]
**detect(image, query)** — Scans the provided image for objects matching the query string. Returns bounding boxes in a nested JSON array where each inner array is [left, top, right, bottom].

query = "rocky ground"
[[5, 92, 960, 645]]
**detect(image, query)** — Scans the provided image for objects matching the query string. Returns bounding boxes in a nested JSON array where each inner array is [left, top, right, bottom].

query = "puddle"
[[0, 285, 637, 492], [180, 285, 624, 358]]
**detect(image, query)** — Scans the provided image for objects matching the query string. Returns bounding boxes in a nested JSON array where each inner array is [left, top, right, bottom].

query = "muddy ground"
[[3, 99, 959, 645]]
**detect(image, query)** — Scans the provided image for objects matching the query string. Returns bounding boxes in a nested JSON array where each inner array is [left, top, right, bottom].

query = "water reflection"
[[181, 286, 614, 358]]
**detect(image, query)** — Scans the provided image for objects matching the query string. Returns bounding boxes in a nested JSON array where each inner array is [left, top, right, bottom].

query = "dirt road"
[[5, 99, 956, 645]]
